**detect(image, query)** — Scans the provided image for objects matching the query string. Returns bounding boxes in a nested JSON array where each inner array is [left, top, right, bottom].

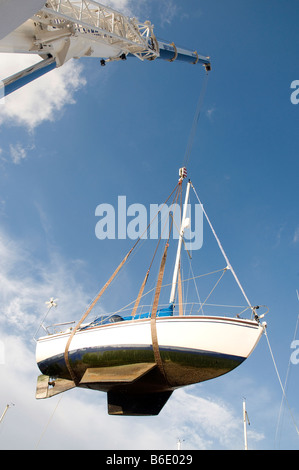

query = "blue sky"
[[0, 0, 299, 450]]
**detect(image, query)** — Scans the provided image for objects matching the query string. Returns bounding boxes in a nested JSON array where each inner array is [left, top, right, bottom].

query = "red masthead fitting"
[[179, 167, 187, 183]]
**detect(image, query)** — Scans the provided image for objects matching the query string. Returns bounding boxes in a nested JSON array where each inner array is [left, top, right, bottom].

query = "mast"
[[177, 438, 183, 450], [243, 399, 250, 450], [169, 168, 190, 305], [0, 403, 14, 426]]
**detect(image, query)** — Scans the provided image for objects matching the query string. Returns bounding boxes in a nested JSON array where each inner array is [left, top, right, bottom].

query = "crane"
[[0, 0, 211, 97]]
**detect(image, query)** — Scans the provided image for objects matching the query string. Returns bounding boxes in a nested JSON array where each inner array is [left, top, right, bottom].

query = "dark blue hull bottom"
[[38, 344, 245, 389]]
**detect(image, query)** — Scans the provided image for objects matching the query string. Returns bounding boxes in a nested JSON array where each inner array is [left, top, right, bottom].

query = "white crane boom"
[[0, 0, 211, 97], [0, 0, 45, 40], [37, 0, 159, 62]]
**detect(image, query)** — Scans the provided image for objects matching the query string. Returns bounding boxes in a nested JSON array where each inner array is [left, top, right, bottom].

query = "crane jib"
[[157, 42, 210, 67], [0, 0, 211, 98]]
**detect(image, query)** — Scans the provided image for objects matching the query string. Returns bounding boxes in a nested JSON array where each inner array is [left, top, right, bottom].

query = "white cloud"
[[9, 143, 27, 164], [104, 1, 180, 28], [293, 227, 299, 244], [0, 54, 86, 130], [163, 387, 245, 450], [158, 0, 179, 27], [0, 228, 90, 336], [206, 106, 216, 121], [107, 0, 133, 15]]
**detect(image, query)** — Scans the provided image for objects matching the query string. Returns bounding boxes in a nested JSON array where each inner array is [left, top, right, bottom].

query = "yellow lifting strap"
[[64, 247, 134, 384], [150, 243, 170, 384], [193, 50, 199, 64], [167, 42, 178, 62], [131, 269, 150, 318]]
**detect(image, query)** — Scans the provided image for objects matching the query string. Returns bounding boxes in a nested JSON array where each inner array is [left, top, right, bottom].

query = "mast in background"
[[0, 403, 14, 426], [243, 399, 250, 450]]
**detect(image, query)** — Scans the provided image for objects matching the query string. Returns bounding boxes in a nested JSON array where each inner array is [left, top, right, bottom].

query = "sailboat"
[[35, 167, 267, 415]]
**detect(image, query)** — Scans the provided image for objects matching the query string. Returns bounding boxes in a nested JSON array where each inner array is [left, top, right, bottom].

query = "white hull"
[[36, 315, 265, 388]]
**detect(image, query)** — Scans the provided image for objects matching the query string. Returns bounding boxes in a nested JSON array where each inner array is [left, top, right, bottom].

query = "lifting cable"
[[180, 67, 255, 316], [183, 70, 209, 168]]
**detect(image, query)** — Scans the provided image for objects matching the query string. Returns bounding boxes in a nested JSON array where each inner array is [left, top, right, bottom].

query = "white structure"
[[0, 0, 211, 96]]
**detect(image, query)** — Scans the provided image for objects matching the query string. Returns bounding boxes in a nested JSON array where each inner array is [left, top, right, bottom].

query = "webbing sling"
[[150, 244, 170, 384], [64, 248, 134, 384]]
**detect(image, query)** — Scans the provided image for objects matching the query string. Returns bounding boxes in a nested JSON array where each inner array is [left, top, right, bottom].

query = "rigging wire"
[[196, 268, 228, 314], [187, 256, 204, 315], [109, 267, 240, 316], [275, 292, 299, 448], [191, 182, 253, 313], [35, 395, 63, 449], [264, 329, 299, 440]]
